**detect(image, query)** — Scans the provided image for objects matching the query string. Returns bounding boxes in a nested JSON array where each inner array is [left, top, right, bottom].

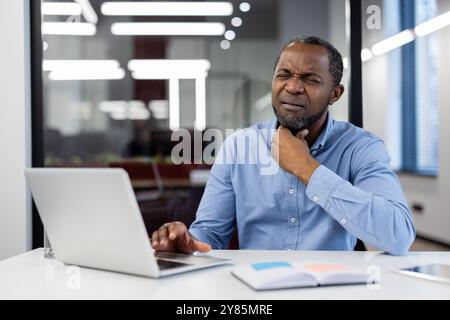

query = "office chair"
[[135, 161, 164, 202], [354, 239, 366, 251]]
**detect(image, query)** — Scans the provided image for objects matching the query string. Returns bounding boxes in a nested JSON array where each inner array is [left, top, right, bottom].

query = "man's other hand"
[[151, 221, 211, 253]]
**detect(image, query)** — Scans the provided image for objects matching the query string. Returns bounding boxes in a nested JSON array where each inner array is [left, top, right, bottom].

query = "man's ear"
[[329, 85, 345, 105]]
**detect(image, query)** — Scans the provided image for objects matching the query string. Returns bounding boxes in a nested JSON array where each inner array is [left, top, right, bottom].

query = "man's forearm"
[[305, 165, 416, 255], [292, 158, 321, 185]]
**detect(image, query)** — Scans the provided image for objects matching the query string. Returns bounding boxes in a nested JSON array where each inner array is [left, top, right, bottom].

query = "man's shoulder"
[[250, 119, 275, 130], [332, 119, 383, 146], [331, 119, 389, 163]]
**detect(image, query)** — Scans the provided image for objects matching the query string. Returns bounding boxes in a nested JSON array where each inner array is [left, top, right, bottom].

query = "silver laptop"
[[25, 168, 230, 278]]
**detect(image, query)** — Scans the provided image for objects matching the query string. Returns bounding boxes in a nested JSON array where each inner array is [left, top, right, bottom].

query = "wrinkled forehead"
[[276, 43, 330, 76]]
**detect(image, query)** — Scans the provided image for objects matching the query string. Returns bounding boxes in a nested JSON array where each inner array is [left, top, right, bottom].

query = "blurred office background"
[[1, 0, 449, 260]]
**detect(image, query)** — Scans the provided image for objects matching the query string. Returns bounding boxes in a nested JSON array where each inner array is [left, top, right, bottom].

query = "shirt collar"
[[310, 112, 333, 153], [269, 112, 334, 153]]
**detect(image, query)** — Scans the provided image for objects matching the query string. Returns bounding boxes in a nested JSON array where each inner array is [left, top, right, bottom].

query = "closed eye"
[[276, 73, 290, 78], [306, 78, 321, 84]]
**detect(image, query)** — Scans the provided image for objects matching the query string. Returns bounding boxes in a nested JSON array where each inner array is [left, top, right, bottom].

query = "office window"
[[363, 0, 439, 176], [398, 0, 439, 175], [414, 0, 439, 175], [40, 0, 349, 165]]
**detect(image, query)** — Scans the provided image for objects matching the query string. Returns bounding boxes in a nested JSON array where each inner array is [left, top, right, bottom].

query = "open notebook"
[[231, 261, 373, 290]]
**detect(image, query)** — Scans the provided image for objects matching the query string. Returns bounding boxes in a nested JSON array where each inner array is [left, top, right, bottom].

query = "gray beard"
[[272, 105, 328, 135]]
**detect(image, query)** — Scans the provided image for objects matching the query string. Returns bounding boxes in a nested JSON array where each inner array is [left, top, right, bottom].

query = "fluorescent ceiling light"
[[169, 79, 180, 131], [231, 17, 242, 27], [342, 57, 348, 69], [149, 100, 169, 120], [360, 48, 373, 62], [43, 60, 120, 71], [99, 101, 127, 113], [128, 60, 210, 130], [48, 69, 125, 81], [129, 102, 150, 120], [101, 1, 233, 16], [100, 101, 150, 120], [128, 59, 211, 79], [43, 60, 124, 80], [111, 22, 225, 36], [220, 40, 231, 50], [371, 30, 415, 55], [224, 30, 236, 40], [128, 101, 147, 112], [42, 2, 82, 16], [42, 22, 96, 36], [129, 114, 150, 120], [415, 11, 450, 37], [75, 0, 98, 24], [195, 76, 206, 131], [239, 2, 251, 13], [342, 51, 373, 68], [111, 113, 128, 120]]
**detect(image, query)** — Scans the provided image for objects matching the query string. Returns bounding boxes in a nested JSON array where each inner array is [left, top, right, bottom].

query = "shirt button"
[[313, 195, 319, 202], [340, 218, 346, 224], [289, 188, 294, 194], [290, 217, 296, 223]]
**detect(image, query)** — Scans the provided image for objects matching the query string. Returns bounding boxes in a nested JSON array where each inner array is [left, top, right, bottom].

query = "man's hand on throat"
[[271, 126, 320, 185]]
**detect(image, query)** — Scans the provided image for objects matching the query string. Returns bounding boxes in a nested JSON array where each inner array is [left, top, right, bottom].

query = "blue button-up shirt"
[[189, 113, 416, 255]]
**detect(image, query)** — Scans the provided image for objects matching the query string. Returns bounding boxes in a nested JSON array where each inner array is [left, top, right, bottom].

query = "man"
[[151, 36, 416, 255]]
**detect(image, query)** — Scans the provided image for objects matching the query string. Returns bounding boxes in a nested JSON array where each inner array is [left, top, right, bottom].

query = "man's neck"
[[304, 113, 328, 147], [276, 112, 328, 148]]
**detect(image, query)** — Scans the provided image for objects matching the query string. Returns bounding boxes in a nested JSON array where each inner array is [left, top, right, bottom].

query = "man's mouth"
[[280, 101, 306, 111]]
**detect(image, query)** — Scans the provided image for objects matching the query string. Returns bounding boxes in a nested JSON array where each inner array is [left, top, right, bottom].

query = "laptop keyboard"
[[155, 252, 194, 261], [156, 259, 192, 270]]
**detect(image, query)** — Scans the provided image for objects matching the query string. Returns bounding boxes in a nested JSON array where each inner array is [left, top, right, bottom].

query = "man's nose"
[[285, 77, 305, 94]]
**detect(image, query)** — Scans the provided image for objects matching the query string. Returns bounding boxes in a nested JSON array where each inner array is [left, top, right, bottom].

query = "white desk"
[[0, 249, 449, 299]]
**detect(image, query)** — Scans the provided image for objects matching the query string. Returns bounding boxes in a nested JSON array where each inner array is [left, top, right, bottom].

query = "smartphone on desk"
[[397, 263, 450, 284]]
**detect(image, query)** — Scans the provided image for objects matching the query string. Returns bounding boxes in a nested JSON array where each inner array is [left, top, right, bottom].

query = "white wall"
[[0, 0, 32, 260]]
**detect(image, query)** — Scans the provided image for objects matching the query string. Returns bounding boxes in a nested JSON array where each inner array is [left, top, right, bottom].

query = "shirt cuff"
[[188, 227, 210, 246], [305, 165, 345, 207]]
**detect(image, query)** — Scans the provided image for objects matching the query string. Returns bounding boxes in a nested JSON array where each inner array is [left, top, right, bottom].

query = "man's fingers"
[[158, 226, 169, 246], [272, 131, 279, 143], [278, 125, 293, 136], [168, 223, 177, 240], [186, 233, 211, 253], [187, 235, 211, 253], [152, 222, 208, 253], [168, 222, 186, 240], [151, 230, 160, 249], [296, 129, 309, 139], [193, 240, 211, 252]]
